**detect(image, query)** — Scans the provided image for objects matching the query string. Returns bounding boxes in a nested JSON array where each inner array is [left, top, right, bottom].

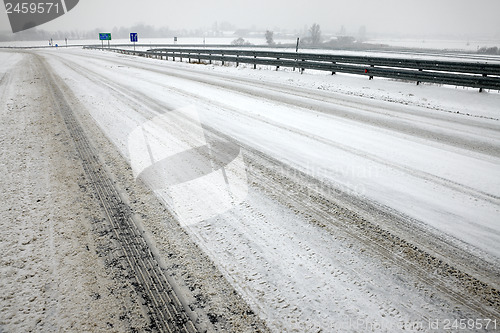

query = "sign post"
[[99, 33, 112, 49], [294, 37, 300, 71], [130, 33, 138, 51]]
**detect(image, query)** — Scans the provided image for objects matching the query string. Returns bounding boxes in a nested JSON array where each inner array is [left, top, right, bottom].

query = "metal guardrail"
[[84, 46, 500, 91]]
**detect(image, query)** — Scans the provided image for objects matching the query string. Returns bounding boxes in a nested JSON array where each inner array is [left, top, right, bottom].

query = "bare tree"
[[265, 30, 275, 45], [309, 23, 321, 45], [339, 25, 346, 36], [358, 25, 367, 42], [231, 37, 251, 46]]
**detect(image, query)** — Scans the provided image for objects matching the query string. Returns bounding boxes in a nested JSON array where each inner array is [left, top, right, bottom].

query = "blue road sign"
[[130, 33, 138, 43], [99, 33, 111, 41]]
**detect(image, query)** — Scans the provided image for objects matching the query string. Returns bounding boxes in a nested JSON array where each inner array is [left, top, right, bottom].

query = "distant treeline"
[[0, 28, 99, 42], [0, 24, 217, 42], [477, 46, 500, 55]]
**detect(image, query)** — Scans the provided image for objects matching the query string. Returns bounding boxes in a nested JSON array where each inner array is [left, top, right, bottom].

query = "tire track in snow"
[[43, 50, 500, 329], [50, 51, 500, 281], [35, 54, 198, 333], [241, 148, 500, 320], [54, 55, 500, 208], [63, 50, 500, 158]]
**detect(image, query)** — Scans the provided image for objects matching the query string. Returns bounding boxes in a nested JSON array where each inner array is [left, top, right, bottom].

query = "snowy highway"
[[1, 47, 500, 332]]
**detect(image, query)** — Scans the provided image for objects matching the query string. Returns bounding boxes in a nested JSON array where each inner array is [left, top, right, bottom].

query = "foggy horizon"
[[1, 0, 500, 40]]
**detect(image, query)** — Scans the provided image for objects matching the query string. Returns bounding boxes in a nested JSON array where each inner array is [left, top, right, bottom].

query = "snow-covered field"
[[0, 37, 297, 48], [369, 38, 500, 52], [1, 47, 499, 331]]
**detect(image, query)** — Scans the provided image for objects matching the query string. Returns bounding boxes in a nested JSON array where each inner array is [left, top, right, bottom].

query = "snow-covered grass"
[[369, 38, 500, 52]]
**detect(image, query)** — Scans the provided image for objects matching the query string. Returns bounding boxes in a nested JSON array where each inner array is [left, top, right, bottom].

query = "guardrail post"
[[480, 74, 487, 92], [222, 53, 225, 66], [301, 59, 305, 74], [237, 55, 239, 67], [254, 55, 257, 69], [417, 69, 422, 85], [198, 52, 201, 63], [276, 58, 280, 71], [332, 62, 336, 75], [369, 65, 374, 80]]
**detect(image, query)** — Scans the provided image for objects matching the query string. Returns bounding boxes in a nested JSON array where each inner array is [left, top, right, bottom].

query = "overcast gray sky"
[[2, 0, 500, 37]]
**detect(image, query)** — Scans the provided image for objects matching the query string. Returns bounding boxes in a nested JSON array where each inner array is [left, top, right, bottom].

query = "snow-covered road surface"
[[2, 47, 499, 332]]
